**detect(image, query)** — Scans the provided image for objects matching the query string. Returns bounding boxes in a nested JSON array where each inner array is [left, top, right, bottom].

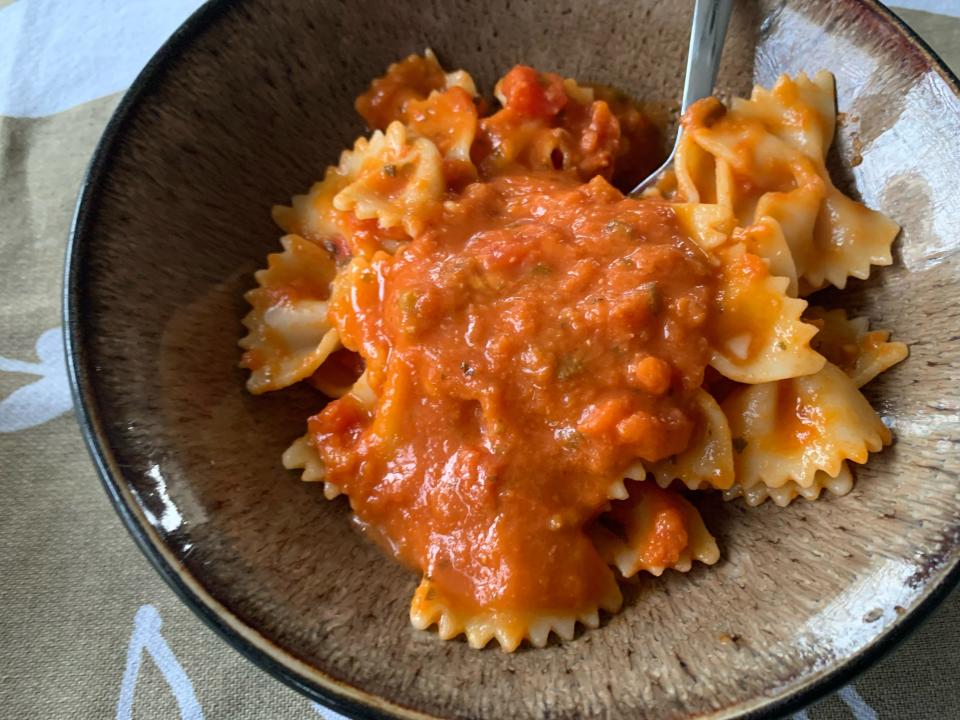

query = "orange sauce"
[[312, 171, 716, 617], [607, 482, 690, 569], [355, 53, 447, 131], [472, 66, 659, 187], [775, 378, 825, 450]]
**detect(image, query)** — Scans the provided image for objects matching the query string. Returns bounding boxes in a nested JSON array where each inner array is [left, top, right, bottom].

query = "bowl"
[[64, 0, 960, 717]]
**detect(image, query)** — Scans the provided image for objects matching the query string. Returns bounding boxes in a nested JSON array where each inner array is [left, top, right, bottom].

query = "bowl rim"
[[62, 0, 960, 718]]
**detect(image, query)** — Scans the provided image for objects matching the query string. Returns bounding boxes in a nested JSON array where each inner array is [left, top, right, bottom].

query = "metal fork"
[[629, 0, 734, 196]]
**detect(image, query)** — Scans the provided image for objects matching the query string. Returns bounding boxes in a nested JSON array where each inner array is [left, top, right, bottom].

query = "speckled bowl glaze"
[[65, 1, 960, 718]]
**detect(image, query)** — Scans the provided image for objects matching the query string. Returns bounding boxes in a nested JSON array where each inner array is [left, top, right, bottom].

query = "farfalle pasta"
[[589, 481, 720, 577], [676, 73, 900, 291], [805, 306, 909, 388], [241, 53, 906, 651], [722, 362, 892, 493], [650, 389, 734, 491], [239, 234, 340, 393]]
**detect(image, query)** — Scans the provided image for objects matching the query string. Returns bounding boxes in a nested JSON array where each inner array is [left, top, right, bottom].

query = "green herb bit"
[[382, 163, 397, 177], [639, 281, 662, 315], [460, 361, 475, 377], [532, 262, 553, 276], [732, 437, 748, 454], [556, 354, 584, 381]]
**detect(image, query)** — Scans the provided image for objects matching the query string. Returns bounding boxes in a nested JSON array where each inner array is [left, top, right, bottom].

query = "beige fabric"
[[0, 7, 957, 720]]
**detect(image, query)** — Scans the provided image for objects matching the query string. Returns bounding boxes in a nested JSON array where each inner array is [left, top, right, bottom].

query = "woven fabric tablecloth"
[[1, 1, 958, 718]]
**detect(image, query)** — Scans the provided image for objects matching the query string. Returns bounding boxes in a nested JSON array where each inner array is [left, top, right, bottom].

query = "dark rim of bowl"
[[63, 0, 960, 718]]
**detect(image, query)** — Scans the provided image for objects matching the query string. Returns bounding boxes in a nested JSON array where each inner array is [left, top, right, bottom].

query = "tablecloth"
[[1, 1, 958, 718]]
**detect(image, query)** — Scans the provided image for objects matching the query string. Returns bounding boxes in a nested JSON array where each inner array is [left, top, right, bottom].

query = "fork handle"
[[628, 0, 733, 196], [681, 0, 734, 113]]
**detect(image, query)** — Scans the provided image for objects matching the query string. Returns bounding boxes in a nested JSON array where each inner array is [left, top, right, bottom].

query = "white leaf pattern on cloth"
[[838, 686, 880, 720], [0, 327, 72, 432], [117, 605, 203, 720]]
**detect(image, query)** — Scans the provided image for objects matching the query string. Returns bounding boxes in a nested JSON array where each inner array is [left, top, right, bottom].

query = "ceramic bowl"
[[64, 0, 960, 717]]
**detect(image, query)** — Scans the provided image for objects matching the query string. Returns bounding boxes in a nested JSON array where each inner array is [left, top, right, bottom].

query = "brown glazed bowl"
[[64, 0, 960, 718]]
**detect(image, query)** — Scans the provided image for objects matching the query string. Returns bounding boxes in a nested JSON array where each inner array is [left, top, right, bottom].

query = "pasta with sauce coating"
[[722, 362, 891, 493], [239, 235, 340, 394], [241, 54, 906, 650]]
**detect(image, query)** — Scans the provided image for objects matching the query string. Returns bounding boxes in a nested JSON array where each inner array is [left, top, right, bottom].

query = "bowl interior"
[[69, 0, 960, 718]]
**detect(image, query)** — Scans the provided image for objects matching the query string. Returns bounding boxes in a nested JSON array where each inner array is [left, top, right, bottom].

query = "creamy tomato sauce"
[[310, 172, 716, 617], [246, 58, 906, 645]]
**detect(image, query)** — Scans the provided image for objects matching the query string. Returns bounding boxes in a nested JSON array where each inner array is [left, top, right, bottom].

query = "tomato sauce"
[[774, 378, 825, 451], [311, 171, 716, 618], [473, 66, 645, 186], [356, 53, 447, 131]]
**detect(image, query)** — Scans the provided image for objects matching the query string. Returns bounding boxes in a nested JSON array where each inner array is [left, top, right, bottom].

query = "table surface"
[[1, 1, 958, 718]]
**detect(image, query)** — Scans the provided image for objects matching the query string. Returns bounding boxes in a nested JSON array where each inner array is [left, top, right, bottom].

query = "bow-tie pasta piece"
[[693, 115, 829, 285], [403, 87, 479, 184], [685, 97, 827, 227], [733, 72, 898, 291], [709, 246, 824, 384], [722, 362, 891, 493], [683, 77, 899, 292], [354, 49, 480, 185], [732, 71, 836, 162], [239, 235, 340, 394], [589, 481, 719, 577], [805, 186, 900, 291], [679, 98, 826, 292], [276, 121, 445, 252], [650, 389, 735, 491], [333, 122, 445, 238], [272, 171, 351, 249], [805, 307, 909, 387], [355, 49, 477, 131], [673, 146, 801, 297], [272, 139, 420, 259]]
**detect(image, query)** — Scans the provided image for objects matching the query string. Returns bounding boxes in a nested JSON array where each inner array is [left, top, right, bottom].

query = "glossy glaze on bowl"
[[65, 0, 960, 718]]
